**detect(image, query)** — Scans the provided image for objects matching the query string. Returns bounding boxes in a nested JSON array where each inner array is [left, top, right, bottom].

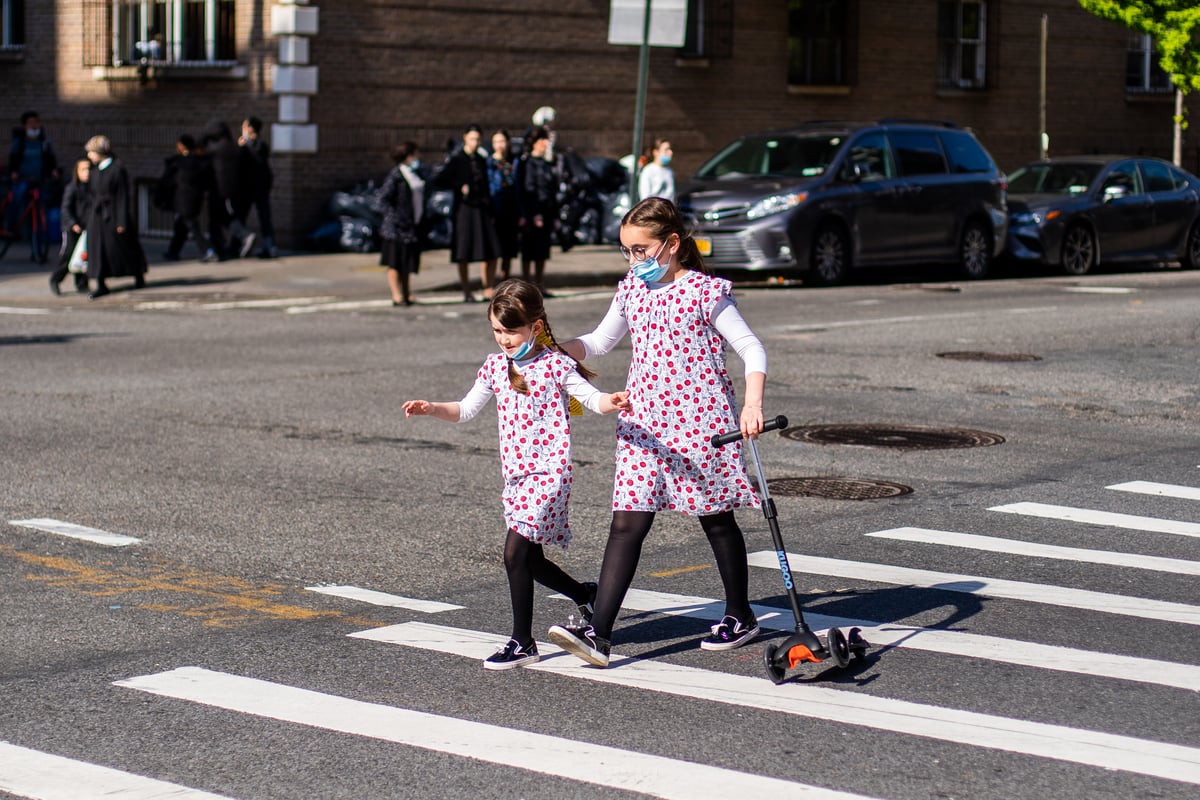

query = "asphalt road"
[[1, 253, 1198, 800]]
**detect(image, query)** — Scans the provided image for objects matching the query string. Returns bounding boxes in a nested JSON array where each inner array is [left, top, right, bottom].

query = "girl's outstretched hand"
[[403, 400, 431, 417], [739, 404, 764, 439]]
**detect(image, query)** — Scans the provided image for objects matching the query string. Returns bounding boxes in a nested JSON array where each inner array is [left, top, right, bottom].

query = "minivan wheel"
[[1061, 224, 1096, 275], [958, 221, 992, 280], [1181, 220, 1200, 270], [808, 224, 849, 286]]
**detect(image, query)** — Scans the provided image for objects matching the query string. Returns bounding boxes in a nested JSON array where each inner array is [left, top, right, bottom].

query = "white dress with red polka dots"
[[459, 349, 606, 548], [611, 271, 761, 515]]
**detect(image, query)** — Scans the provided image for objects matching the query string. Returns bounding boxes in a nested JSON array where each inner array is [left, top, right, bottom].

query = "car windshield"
[[1008, 163, 1102, 195], [693, 134, 843, 180]]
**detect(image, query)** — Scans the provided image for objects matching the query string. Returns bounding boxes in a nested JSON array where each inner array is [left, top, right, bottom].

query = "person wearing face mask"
[[82, 135, 148, 299], [548, 196, 767, 668], [8, 112, 60, 248], [432, 124, 501, 302], [637, 138, 675, 202], [402, 279, 628, 670], [374, 141, 424, 306]]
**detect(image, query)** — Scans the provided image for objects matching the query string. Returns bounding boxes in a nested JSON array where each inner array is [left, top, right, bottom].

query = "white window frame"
[[937, 0, 987, 90], [1126, 33, 1172, 93], [1, 0, 23, 50], [112, 0, 234, 67]]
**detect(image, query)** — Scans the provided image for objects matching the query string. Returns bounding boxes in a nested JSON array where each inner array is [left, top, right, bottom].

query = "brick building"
[[1, 0, 1190, 248]]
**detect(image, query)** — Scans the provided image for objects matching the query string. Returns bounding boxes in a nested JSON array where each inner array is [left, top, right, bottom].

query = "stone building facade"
[[1, 0, 1190, 247]]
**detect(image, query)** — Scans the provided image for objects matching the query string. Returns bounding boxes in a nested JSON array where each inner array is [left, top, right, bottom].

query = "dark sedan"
[[1006, 155, 1200, 274]]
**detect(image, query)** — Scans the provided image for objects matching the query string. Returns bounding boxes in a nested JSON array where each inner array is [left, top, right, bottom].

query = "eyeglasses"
[[618, 239, 667, 263]]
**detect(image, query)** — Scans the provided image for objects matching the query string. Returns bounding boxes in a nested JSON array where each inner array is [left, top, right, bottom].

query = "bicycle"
[[0, 183, 51, 263]]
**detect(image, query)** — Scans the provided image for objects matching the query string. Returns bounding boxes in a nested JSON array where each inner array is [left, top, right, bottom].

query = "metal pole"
[[1039, 14, 1048, 160], [629, 0, 652, 204], [1174, 88, 1183, 167]]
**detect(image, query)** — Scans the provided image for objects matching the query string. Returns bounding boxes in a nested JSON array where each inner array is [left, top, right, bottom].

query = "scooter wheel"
[[847, 627, 868, 661], [762, 643, 787, 685], [827, 627, 851, 668]]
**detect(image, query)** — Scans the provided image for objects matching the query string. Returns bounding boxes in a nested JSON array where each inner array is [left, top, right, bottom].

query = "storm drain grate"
[[780, 424, 1005, 450], [937, 351, 1042, 362], [767, 477, 913, 500]]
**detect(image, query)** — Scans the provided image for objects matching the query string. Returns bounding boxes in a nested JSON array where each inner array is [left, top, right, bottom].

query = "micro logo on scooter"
[[775, 550, 793, 590]]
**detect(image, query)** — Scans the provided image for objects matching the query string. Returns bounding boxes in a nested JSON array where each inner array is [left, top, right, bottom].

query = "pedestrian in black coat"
[[374, 141, 424, 306], [199, 119, 254, 259], [83, 135, 147, 299], [237, 116, 276, 258], [432, 124, 500, 302], [163, 134, 217, 261], [518, 127, 558, 289], [49, 158, 91, 295]]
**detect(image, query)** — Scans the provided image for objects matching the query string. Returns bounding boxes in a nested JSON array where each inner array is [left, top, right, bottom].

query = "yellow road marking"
[[649, 564, 712, 578], [0, 545, 385, 628]]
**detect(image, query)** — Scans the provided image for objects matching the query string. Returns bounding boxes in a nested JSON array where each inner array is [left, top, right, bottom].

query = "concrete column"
[[270, 1, 319, 154]]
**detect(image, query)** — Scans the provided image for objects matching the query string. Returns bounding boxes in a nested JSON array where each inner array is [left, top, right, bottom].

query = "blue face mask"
[[510, 338, 535, 361], [659, 154, 672, 166], [630, 239, 671, 284]]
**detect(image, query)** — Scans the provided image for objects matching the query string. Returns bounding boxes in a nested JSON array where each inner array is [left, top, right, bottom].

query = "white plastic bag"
[[68, 231, 87, 274]]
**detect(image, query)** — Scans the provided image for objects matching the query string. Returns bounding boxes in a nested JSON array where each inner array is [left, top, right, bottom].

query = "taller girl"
[[549, 197, 767, 667]]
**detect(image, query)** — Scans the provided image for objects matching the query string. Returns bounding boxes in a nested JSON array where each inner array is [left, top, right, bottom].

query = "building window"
[[1126, 33, 1172, 93], [937, 0, 986, 89], [787, 0, 851, 86], [1, 0, 25, 50], [83, 0, 236, 67], [678, 0, 733, 60]]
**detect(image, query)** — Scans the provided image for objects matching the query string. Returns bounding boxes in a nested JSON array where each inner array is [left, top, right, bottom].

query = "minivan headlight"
[[746, 192, 807, 220]]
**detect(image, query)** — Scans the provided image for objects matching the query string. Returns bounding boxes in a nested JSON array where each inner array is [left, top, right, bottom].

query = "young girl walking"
[[549, 196, 767, 667], [403, 279, 628, 670]]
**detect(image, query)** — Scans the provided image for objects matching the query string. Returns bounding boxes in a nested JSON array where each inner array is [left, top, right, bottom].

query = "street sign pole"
[[630, 3, 652, 204]]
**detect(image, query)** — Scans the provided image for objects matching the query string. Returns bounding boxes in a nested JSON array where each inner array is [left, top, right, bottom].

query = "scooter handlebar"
[[710, 415, 789, 448]]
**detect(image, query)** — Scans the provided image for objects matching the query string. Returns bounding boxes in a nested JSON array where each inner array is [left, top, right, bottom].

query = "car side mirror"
[[1103, 184, 1128, 202], [841, 162, 865, 183]]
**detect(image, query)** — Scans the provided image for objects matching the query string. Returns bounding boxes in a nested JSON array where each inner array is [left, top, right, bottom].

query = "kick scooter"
[[711, 414, 869, 684]]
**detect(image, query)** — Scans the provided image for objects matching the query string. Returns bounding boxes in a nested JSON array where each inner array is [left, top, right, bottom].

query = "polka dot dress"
[[480, 350, 577, 548], [612, 270, 761, 515]]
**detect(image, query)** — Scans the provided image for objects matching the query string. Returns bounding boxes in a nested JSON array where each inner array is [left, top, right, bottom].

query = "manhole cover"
[[780, 424, 1005, 450], [767, 477, 913, 500], [937, 351, 1042, 362]]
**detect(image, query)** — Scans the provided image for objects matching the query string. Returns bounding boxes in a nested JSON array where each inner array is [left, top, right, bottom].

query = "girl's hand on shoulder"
[[739, 404, 764, 439], [403, 400, 431, 417]]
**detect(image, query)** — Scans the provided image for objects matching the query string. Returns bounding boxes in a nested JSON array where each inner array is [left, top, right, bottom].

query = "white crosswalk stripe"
[[0, 740, 236, 800], [745, 551, 1200, 626], [1107, 480, 1200, 501], [988, 502, 1200, 538], [352, 622, 1200, 786], [863, 526, 1200, 575], [115, 667, 877, 800]]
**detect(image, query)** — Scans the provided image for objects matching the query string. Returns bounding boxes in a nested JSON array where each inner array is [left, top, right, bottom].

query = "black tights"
[[588, 510, 752, 641], [504, 529, 590, 646]]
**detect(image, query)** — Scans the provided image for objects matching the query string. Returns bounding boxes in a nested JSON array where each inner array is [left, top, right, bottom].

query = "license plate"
[[695, 236, 713, 257]]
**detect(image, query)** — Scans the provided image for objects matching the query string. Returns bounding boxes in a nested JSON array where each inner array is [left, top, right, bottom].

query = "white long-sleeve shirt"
[[455, 354, 606, 422], [575, 283, 767, 377]]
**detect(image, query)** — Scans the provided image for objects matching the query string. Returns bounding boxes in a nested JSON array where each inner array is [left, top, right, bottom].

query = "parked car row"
[[675, 120, 1200, 284]]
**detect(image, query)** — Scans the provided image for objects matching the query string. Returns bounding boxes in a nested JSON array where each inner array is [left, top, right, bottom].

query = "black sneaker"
[[576, 581, 598, 624], [699, 615, 760, 651], [483, 638, 540, 671], [547, 623, 610, 667]]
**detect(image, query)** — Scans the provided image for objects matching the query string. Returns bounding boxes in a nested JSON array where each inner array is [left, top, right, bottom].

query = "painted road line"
[[285, 300, 396, 314], [607, 587, 1200, 692], [305, 585, 463, 612], [115, 667, 875, 800], [1108, 481, 1200, 502], [0, 306, 51, 315], [1062, 286, 1136, 294], [8, 518, 140, 547], [989, 502, 1200, 539], [137, 297, 338, 311], [864, 527, 1200, 576], [358, 621, 1200, 787], [781, 306, 1059, 334], [745, 552, 1200, 626], [0, 740, 236, 800]]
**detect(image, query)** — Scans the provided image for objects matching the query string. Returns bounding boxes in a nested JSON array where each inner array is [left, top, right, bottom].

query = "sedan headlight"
[[746, 192, 807, 220], [1011, 209, 1060, 225]]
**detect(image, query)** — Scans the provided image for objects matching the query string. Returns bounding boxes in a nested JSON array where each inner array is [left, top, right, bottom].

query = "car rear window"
[[889, 131, 948, 176], [938, 130, 994, 173], [1139, 160, 1177, 193]]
